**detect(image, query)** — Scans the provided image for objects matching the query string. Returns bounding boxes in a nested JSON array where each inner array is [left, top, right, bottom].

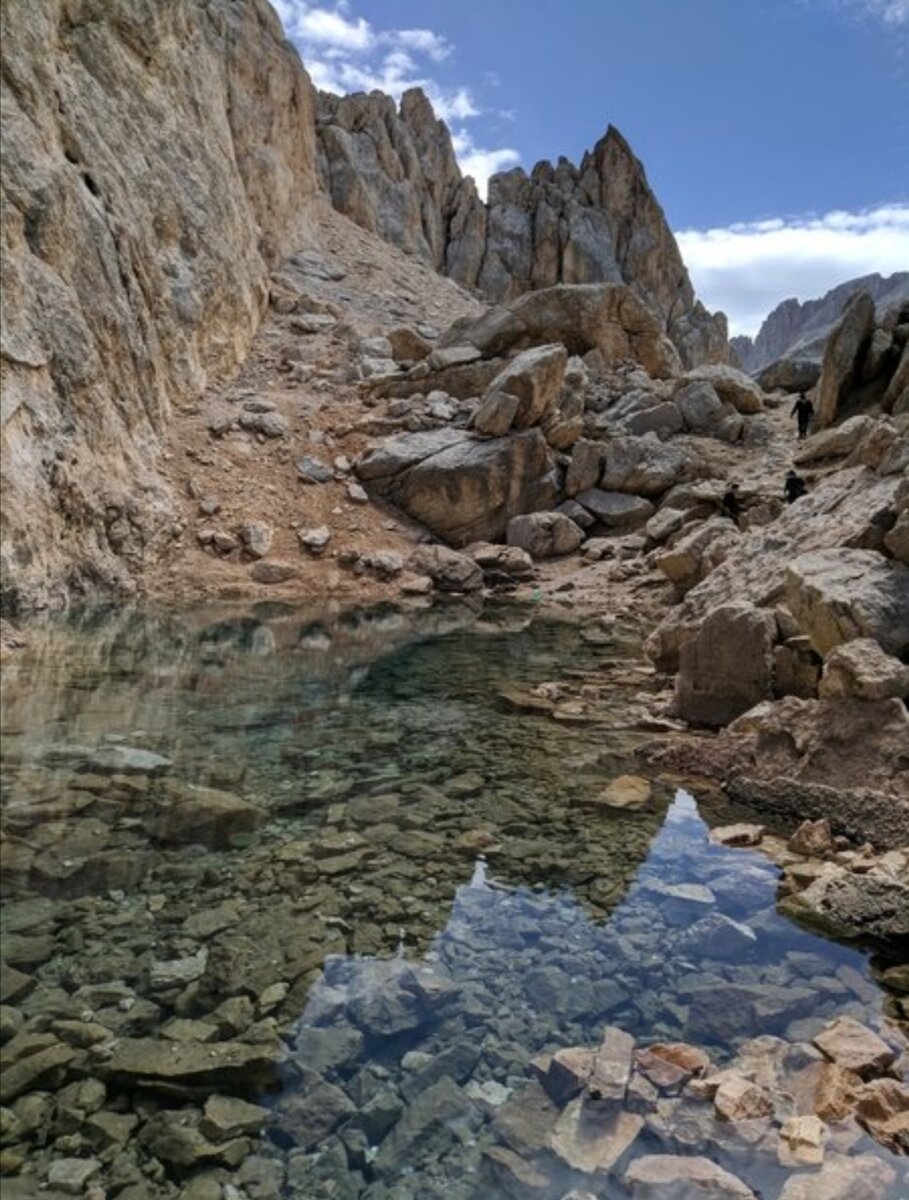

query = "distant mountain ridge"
[[732, 272, 909, 373]]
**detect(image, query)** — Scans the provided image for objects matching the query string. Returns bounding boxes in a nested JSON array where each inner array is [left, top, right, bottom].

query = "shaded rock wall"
[[316, 91, 728, 368], [1, 0, 319, 610]]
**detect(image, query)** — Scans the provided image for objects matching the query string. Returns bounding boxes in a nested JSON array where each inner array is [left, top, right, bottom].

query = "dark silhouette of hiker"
[[721, 483, 742, 524], [784, 469, 807, 504], [791, 393, 814, 440]]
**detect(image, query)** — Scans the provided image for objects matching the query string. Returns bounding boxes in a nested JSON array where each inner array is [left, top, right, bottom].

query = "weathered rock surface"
[[440, 283, 683, 378], [684, 365, 765, 414], [794, 415, 875, 463], [815, 290, 876, 428], [775, 1154, 896, 1200], [507, 512, 585, 559], [649, 468, 903, 670], [675, 602, 777, 725], [143, 781, 265, 849], [1, 0, 319, 609], [780, 862, 909, 941], [819, 638, 909, 701], [784, 549, 909, 657], [721, 695, 909, 839], [407, 545, 483, 592], [625, 1153, 757, 1198], [101, 1038, 282, 1093], [357, 427, 557, 545], [474, 344, 567, 434], [575, 489, 654, 529]]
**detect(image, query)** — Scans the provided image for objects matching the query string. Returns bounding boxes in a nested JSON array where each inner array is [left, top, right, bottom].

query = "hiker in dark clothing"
[[721, 482, 743, 524], [784, 469, 807, 504], [791, 393, 814, 440]]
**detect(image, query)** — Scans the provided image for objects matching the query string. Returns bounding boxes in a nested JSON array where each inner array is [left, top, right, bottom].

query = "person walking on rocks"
[[791, 392, 814, 440], [721, 482, 743, 525], [784, 468, 808, 504]]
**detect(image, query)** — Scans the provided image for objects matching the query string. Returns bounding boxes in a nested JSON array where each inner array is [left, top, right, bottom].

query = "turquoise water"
[[0, 602, 904, 1198]]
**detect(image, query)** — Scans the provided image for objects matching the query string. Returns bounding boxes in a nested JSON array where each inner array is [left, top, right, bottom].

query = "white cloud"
[[848, 0, 909, 24], [676, 204, 909, 336], [451, 131, 521, 200], [394, 29, 452, 61], [273, 2, 519, 181], [294, 6, 372, 50]]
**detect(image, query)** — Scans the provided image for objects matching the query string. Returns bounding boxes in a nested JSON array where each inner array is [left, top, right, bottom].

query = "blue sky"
[[273, 0, 909, 334]]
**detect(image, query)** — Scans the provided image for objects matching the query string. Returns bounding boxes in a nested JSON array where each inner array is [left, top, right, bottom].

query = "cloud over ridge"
[[677, 204, 909, 336]]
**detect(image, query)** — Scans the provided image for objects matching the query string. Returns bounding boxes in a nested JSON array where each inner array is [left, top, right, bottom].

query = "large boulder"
[[721, 695, 909, 835], [144, 781, 265, 849], [357, 428, 557, 545], [575, 490, 654, 530], [599, 435, 699, 497], [565, 439, 607, 496], [784, 549, 909, 657], [439, 283, 682, 378], [683, 365, 764, 414], [883, 340, 909, 412], [506, 512, 584, 559], [674, 380, 726, 434], [816, 290, 876, 428], [675, 602, 777, 726], [819, 638, 909, 701], [795, 415, 875, 463], [756, 357, 822, 393], [780, 862, 909, 941], [649, 468, 903, 671], [407, 545, 483, 592], [474, 344, 567, 434], [656, 518, 741, 593]]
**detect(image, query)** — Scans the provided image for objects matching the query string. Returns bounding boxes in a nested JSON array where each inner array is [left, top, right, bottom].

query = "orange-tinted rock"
[[812, 1016, 896, 1079]]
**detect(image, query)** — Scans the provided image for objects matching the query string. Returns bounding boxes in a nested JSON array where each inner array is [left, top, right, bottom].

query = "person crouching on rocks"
[[721, 482, 743, 525], [784, 468, 808, 504], [791, 392, 814, 440]]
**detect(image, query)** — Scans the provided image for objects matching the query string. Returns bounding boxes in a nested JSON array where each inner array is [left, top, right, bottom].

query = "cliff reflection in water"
[[286, 793, 899, 1198], [0, 602, 902, 1199]]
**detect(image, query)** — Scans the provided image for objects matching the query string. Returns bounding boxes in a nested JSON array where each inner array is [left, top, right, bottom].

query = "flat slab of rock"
[[625, 1154, 757, 1198], [144, 781, 265, 849], [479, 343, 567, 431], [777, 1152, 895, 1200], [550, 1102, 643, 1173], [709, 823, 765, 847], [101, 1037, 282, 1092], [250, 560, 297, 584], [575, 489, 654, 529], [785, 548, 909, 657], [812, 1016, 896, 1078], [594, 775, 652, 810]]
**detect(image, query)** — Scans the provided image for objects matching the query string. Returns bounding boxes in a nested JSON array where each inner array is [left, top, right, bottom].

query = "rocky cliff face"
[[316, 91, 728, 369], [0, 0, 318, 610], [732, 272, 909, 374]]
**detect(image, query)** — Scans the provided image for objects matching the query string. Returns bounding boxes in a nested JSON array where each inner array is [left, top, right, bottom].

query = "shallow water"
[[0, 601, 904, 1198]]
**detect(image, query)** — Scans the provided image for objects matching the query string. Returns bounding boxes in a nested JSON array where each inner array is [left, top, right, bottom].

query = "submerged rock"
[[624, 1154, 757, 1198], [101, 1038, 282, 1093]]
